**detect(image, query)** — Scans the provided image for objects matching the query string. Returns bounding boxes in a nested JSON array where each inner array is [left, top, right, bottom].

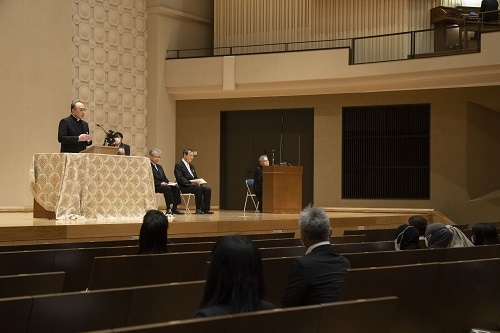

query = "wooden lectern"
[[262, 165, 303, 214], [82, 145, 119, 155]]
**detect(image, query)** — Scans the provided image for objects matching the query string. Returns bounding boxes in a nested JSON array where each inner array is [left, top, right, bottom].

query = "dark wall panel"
[[221, 109, 313, 210]]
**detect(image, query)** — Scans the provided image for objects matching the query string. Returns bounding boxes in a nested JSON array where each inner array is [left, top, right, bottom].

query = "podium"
[[82, 145, 119, 155], [262, 165, 303, 214]]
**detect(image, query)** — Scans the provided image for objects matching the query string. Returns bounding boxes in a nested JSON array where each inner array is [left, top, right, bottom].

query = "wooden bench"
[[81, 296, 398, 333], [0, 232, 297, 253], [0, 271, 65, 298], [340, 258, 500, 332], [87, 252, 211, 290], [0, 280, 206, 333], [343, 224, 469, 241]]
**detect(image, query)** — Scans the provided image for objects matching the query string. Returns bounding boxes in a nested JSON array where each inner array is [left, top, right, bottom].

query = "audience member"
[[394, 224, 421, 250], [174, 149, 213, 214], [113, 132, 130, 156], [194, 235, 275, 317], [149, 148, 184, 215], [58, 100, 92, 153], [281, 205, 350, 307], [253, 154, 269, 213], [408, 215, 428, 237], [138, 209, 169, 254], [425, 223, 474, 248], [394, 215, 428, 250], [481, 0, 499, 22], [471, 222, 499, 245]]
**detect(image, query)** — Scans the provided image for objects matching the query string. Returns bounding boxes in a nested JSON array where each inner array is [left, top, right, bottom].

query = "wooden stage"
[[0, 208, 450, 245]]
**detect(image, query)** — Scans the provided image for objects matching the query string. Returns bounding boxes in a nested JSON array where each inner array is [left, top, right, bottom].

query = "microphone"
[[96, 123, 107, 134], [96, 124, 116, 146]]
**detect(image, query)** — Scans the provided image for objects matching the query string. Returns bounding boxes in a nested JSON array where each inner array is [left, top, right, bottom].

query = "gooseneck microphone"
[[96, 124, 115, 146]]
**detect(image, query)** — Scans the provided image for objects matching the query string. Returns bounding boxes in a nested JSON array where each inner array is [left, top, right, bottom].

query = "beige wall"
[[176, 87, 500, 225], [146, 0, 213, 174], [0, 0, 74, 208], [0, 0, 213, 209]]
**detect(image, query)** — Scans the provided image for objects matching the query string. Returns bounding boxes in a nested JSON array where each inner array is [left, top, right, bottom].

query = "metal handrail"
[[166, 24, 485, 64]]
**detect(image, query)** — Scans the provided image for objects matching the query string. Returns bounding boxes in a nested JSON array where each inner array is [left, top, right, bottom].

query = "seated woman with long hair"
[[194, 235, 275, 317], [471, 222, 499, 245], [138, 210, 168, 254]]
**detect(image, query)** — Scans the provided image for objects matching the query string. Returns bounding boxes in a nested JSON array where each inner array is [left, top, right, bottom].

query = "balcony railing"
[[166, 24, 483, 65]]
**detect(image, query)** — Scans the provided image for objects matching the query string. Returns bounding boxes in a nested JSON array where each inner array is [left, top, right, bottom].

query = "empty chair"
[[244, 179, 259, 212]]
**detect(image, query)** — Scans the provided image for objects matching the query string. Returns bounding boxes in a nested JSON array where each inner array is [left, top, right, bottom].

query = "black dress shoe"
[[195, 209, 205, 214], [171, 209, 185, 215], [166, 209, 173, 215], [203, 210, 214, 214]]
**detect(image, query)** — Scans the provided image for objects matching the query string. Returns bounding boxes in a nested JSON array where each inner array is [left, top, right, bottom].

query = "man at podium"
[[58, 100, 92, 153]]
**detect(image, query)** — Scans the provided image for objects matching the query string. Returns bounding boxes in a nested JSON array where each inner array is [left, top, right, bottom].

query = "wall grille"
[[342, 104, 430, 199]]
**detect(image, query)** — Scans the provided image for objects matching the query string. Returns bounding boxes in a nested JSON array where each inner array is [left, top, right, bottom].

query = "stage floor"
[[0, 208, 439, 245]]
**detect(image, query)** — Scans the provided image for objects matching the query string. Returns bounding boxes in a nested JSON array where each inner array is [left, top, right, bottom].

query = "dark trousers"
[[155, 185, 181, 209], [182, 185, 211, 211], [255, 191, 262, 212]]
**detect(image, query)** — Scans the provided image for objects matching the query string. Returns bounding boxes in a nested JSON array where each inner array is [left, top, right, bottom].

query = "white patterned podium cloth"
[[29, 153, 157, 220]]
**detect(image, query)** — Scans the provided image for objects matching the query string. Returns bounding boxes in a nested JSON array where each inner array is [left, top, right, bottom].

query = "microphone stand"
[[96, 124, 115, 146]]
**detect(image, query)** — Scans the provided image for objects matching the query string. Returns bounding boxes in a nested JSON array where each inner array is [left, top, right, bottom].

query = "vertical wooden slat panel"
[[213, 0, 464, 58]]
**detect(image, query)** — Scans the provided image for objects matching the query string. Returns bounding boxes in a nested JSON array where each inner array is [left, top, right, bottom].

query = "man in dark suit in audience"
[[58, 100, 92, 153], [174, 148, 213, 214], [149, 148, 184, 215], [481, 0, 499, 22], [281, 205, 350, 307]]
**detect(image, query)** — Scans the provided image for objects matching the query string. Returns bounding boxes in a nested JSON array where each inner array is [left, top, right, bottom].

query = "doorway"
[[220, 108, 314, 210]]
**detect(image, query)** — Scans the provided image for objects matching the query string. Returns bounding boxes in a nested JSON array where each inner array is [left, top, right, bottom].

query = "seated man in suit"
[[253, 154, 269, 213], [149, 148, 184, 215], [481, 0, 499, 22], [113, 132, 130, 156], [281, 205, 350, 307], [174, 148, 213, 214]]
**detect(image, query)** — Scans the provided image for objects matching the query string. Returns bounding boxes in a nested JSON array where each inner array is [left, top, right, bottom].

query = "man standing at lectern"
[[58, 100, 92, 153]]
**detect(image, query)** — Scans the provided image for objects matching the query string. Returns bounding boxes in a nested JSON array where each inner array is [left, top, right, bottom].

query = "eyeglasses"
[[151, 155, 161, 158]]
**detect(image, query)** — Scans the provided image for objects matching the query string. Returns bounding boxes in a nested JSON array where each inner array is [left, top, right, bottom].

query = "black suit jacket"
[[281, 244, 351, 307], [174, 160, 198, 189], [151, 163, 170, 188], [58, 115, 92, 153], [253, 166, 263, 192], [118, 143, 131, 156], [481, 0, 499, 22]]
